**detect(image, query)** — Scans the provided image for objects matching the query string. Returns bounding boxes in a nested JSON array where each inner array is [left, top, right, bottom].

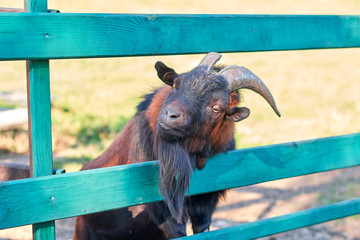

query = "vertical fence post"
[[25, 0, 56, 239]]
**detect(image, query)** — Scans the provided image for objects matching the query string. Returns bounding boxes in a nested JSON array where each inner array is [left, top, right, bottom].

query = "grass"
[[1, 51, 359, 171], [2, 49, 360, 168], [0, 98, 19, 110]]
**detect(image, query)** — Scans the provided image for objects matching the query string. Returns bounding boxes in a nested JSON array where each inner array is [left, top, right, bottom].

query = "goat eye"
[[212, 105, 221, 113]]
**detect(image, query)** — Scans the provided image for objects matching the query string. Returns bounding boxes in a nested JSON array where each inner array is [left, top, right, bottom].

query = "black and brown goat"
[[74, 52, 281, 240]]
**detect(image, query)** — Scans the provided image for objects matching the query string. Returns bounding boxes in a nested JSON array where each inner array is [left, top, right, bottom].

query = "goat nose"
[[166, 108, 181, 119]]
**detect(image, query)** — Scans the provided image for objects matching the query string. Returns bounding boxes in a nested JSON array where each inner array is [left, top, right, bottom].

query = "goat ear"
[[226, 107, 250, 122], [155, 61, 178, 86]]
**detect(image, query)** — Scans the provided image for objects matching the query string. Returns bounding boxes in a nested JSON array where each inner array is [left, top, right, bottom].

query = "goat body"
[[74, 52, 280, 240]]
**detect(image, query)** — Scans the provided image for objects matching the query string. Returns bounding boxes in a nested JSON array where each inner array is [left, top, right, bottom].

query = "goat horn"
[[218, 65, 281, 117], [198, 52, 222, 71]]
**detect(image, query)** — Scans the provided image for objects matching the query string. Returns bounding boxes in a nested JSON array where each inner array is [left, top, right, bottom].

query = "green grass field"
[[1, 0, 360, 172]]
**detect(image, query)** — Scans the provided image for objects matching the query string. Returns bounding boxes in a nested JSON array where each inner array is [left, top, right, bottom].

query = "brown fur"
[[74, 62, 250, 240], [146, 86, 172, 133], [81, 84, 238, 171]]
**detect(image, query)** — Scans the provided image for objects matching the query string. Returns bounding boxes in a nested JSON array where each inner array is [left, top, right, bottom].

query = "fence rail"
[[1, 14, 360, 60], [176, 197, 360, 240], [1, 133, 359, 230]]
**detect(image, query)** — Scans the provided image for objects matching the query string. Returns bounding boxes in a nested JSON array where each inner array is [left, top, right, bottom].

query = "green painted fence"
[[1, 133, 360, 230], [0, 1, 359, 239], [1, 14, 360, 60]]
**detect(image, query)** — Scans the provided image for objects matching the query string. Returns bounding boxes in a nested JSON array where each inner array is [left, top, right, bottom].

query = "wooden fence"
[[1, 0, 360, 239]]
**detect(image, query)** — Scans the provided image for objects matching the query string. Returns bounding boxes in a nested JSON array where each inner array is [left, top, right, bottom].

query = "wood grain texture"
[[0, 162, 30, 181], [175, 197, 360, 240], [27, 60, 56, 239], [0, 8, 24, 12], [26, 0, 55, 237], [0, 13, 360, 60], [27, 60, 53, 177], [33, 221, 55, 240], [25, 0, 47, 13], [0, 162, 65, 181], [0, 133, 359, 230]]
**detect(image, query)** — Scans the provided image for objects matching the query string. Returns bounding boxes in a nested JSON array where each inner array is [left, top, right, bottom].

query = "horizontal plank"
[[0, 162, 30, 181], [0, 8, 60, 13], [0, 133, 359, 229], [1, 13, 360, 60], [176, 197, 360, 240], [0, 8, 24, 12], [0, 162, 66, 181]]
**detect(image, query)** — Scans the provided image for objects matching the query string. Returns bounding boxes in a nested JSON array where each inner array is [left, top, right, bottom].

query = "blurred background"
[[1, 0, 360, 239]]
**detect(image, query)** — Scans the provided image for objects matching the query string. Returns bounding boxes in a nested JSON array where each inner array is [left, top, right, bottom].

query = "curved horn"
[[198, 52, 222, 71], [218, 65, 281, 117]]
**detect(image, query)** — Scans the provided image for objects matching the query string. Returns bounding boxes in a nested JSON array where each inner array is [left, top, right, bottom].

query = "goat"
[[74, 52, 281, 240]]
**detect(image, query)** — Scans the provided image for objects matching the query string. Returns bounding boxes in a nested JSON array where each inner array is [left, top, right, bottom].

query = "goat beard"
[[158, 140, 194, 224]]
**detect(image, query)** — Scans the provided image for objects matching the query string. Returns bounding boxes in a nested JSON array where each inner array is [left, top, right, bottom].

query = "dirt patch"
[[211, 167, 360, 239]]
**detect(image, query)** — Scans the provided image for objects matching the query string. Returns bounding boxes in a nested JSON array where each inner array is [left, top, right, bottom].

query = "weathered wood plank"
[[25, 0, 47, 14], [0, 8, 24, 12], [0, 162, 65, 181], [0, 8, 58, 13], [27, 60, 53, 177], [0, 133, 359, 230], [175, 197, 360, 240], [0, 14, 360, 60], [26, 0, 55, 236], [27, 59, 56, 239], [0, 162, 30, 181]]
